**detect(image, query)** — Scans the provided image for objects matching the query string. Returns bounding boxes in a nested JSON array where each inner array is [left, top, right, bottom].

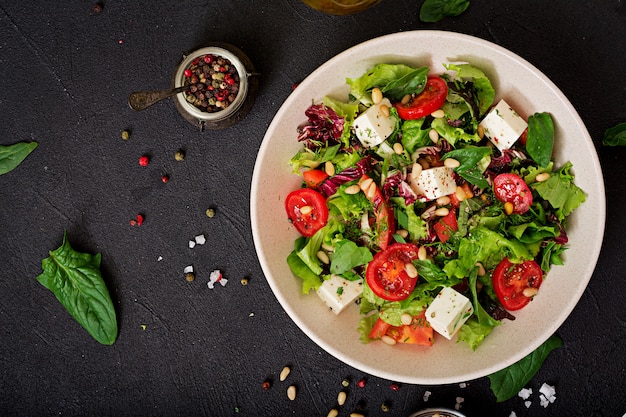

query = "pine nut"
[[431, 109, 445, 118], [401, 94, 411, 104], [475, 262, 486, 276], [379, 104, 390, 118], [428, 128, 439, 143], [393, 142, 404, 154], [455, 186, 467, 202], [371, 87, 383, 105], [444, 158, 460, 169], [436, 196, 451, 206], [411, 162, 423, 179], [401, 313, 413, 325], [287, 385, 297, 401], [350, 414, 365, 417], [325, 160, 335, 176], [300, 205, 312, 215], [418, 246, 428, 261], [359, 177, 373, 192], [366, 182, 377, 199], [523, 287, 539, 298], [535, 172, 551, 182], [434, 207, 449, 217], [381, 335, 397, 345], [337, 391, 347, 406], [321, 243, 334, 252], [344, 184, 361, 195], [327, 409, 339, 417], [405, 262, 418, 278], [477, 124, 485, 139], [280, 366, 291, 381], [504, 201, 514, 215], [396, 229, 409, 239], [317, 250, 330, 264]]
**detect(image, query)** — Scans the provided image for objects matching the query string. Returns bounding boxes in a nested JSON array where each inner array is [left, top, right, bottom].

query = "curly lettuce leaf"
[[347, 64, 429, 104], [532, 162, 586, 221]]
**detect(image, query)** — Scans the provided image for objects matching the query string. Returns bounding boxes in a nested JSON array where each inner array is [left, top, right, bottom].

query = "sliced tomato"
[[493, 258, 543, 311], [393, 76, 448, 120], [285, 188, 328, 237], [359, 174, 395, 250], [493, 173, 533, 214], [386, 312, 434, 346], [302, 169, 329, 188], [432, 207, 458, 243], [365, 243, 419, 301], [368, 318, 391, 340]]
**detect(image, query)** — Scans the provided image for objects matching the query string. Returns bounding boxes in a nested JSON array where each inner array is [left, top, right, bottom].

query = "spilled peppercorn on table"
[[1, 1, 625, 416]]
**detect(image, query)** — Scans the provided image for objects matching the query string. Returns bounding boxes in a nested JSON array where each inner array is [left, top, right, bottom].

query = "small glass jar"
[[172, 43, 258, 131], [300, 0, 382, 15]]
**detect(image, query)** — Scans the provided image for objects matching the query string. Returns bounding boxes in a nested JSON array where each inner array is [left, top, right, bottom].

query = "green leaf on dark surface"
[[603, 122, 626, 146], [0, 142, 38, 175], [488, 334, 563, 402], [419, 0, 470, 23], [36, 232, 118, 345], [526, 113, 555, 167]]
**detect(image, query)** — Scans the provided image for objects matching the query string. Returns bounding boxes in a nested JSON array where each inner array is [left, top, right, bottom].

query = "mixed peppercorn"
[[183, 53, 240, 113]]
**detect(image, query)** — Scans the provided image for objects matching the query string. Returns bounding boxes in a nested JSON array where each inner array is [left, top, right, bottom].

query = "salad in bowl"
[[284, 62, 586, 350]]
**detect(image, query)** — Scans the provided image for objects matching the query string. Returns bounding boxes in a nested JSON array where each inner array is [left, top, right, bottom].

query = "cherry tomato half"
[[492, 258, 543, 311], [368, 311, 433, 346], [302, 169, 329, 189], [493, 173, 533, 214], [432, 207, 458, 243], [365, 243, 420, 301], [285, 188, 328, 237], [393, 76, 448, 120]]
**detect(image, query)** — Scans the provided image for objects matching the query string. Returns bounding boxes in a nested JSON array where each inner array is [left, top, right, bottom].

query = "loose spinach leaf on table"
[[488, 334, 563, 402], [603, 122, 626, 146], [420, 0, 470, 23], [526, 112, 554, 168], [0, 142, 38, 175], [37, 232, 118, 345]]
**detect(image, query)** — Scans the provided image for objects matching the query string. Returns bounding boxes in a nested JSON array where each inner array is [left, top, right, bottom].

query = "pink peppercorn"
[[357, 378, 366, 388], [184, 69, 192, 77], [390, 382, 400, 392], [161, 174, 169, 183], [136, 214, 144, 226], [139, 155, 149, 166]]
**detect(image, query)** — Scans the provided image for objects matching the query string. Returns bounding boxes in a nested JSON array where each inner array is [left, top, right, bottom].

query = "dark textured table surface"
[[1, 1, 625, 416]]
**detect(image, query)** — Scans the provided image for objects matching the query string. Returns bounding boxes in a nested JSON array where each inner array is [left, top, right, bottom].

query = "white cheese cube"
[[353, 98, 395, 148], [479, 99, 528, 151], [317, 275, 363, 314], [409, 166, 457, 202], [425, 287, 474, 340]]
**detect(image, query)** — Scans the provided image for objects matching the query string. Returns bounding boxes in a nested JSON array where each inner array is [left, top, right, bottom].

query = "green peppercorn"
[[341, 378, 350, 387], [206, 208, 216, 218], [174, 150, 185, 161], [241, 277, 249, 286], [121, 130, 130, 140], [381, 401, 390, 412]]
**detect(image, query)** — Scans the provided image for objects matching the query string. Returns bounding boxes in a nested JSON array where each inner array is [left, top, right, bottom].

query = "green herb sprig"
[[0, 142, 38, 175]]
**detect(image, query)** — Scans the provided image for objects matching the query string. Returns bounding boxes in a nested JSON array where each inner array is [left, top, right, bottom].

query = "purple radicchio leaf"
[[317, 157, 372, 198], [296, 104, 345, 150]]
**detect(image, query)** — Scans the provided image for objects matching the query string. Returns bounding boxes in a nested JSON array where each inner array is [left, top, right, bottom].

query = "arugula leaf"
[[488, 334, 563, 402], [526, 112, 555, 167], [36, 232, 118, 345], [532, 162, 586, 221], [443, 146, 492, 188], [330, 239, 373, 275], [420, 0, 470, 23], [0, 141, 38, 175], [603, 122, 626, 146]]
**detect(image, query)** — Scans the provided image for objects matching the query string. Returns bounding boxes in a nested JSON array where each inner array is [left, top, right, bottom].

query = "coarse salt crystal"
[[539, 394, 549, 408], [194, 234, 206, 245], [518, 388, 532, 400], [539, 383, 556, 401], [509, 412, 517, 417], [459, 382, 467, 388], [157, 256, 163, 261], [207, 269, 227, 289], [189, 240, 196, 249], [455, 397, 464, 410], [524, 401, 531, 408], [183, 265, 194, 274], [423, 390, 431, 402]]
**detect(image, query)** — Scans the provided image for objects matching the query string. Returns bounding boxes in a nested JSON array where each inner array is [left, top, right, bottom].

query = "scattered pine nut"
[[455, 186, 467, 202], [366, 182, 377, 199], [379, 104, 390, 118], [401, 313, 413, 325], [434, 207, 450, 217], [381, 335, 397, 345], [337, 390, 347, 406], [436, 196, 451, 206], [371, 87, 383, 104], [321, 243, 335, 252], [327, 409, 339, 417], [418, 246, 428, 261], [287, 385, 297, 401], [393, 142, 404, 154], [401, 94, 411, 104], [411, 162, 423, 179], [350, 413, 365, 417], [279, 366, 291, 381], [444, 158, 460, 169], [344, 184, 361, 195], [396, 229, 409, 239], [535, 172, 551, 182], [325, 161, 335, 176], [317, 250, 330, 264], [431, 109, 445, 118]]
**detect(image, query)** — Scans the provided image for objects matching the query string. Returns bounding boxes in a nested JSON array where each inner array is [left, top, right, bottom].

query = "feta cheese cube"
[[425, 287, 474, 340], [409, 166, 457, 202], [317, 274, 363, 314], [353, 98, 395, 147], [479, 99, 528, 151]]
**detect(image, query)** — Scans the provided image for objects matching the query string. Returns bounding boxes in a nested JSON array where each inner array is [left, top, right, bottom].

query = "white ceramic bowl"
[[250, 31, 605, 384]]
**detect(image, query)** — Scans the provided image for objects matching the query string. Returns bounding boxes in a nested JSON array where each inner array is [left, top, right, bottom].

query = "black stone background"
[[1, 1, 625, 416]]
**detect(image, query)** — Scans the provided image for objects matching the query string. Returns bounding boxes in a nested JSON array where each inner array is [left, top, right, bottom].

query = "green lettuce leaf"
[[458, 268, 500, 350], [347, 64, 429, 104], [330, 239, 373, 275], [532, 162, 586, 221]]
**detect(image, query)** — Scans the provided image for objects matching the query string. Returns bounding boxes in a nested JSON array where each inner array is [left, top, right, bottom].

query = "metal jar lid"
[[172, 43, 258, 131], [408, 408, 466, 417]]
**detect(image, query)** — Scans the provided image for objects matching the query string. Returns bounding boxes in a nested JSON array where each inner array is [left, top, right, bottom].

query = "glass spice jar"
[[172, 43, 258, 131], [300, 0, 382, 15]]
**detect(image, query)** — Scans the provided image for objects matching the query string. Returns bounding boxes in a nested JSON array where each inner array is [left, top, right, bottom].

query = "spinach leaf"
[[381, 66, 430, 100], [36, 232, 118, 345], [488, 334, 563, 402], [526, 113, 554, 168], [330, 239, 373, 275], [0, 142, 38, 175], [420, 0, 470, 23], [443, 146, 492, 188], [603, 122, 626, 146]]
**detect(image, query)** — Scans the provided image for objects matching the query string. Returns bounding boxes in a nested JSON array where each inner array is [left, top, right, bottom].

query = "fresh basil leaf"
[[381, 67, 429, 100], [0, 142, 38, 175], [36, 232, 118, 345], [347, 64, 428, 105], [603, 122, 626, 146], [526, 112, 555, 168], [443, 146, 492, 188], [488, 334, 563, 402], [420, 0, 470, 23], [330, 239, 373, 275]]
